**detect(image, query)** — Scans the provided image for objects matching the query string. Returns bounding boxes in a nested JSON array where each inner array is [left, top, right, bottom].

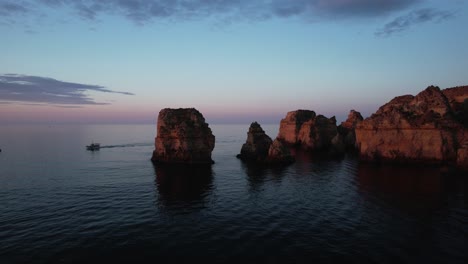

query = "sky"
[[1, 0, 468, 124]]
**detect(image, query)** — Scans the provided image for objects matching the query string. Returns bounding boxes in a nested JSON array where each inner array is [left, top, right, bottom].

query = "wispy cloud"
[[2, 1, 458, 37], [0, 74, 133, 105], [313, 0, 421, 18], [1, 0, 421, 25], [0, 1, 30, 17], [376, 8, 455, 37]]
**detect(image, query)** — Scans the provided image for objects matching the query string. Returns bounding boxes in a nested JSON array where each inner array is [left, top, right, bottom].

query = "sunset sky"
[[1, 0, 468, 124]]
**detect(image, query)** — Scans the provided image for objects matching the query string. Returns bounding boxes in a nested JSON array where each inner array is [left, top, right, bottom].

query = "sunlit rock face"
[[355, 86, 468, 169], [338, 110, 363, 150], [266, 138, 294, 164], [237, 122, 294, 164], [151, 108, 215, 164], [277, 110, 344, 154]]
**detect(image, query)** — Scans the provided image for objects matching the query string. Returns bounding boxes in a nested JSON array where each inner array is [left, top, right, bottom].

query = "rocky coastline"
[[151, 85, 467, 170], [355, 86, 467, 168]]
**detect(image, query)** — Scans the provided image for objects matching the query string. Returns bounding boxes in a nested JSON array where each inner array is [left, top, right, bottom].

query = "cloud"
[[1, 0, 422, 25], [313, 0, 421, 18], [376, 8, 455, 37], [0, 1, 30, 16], [0, 74, 133, 105]]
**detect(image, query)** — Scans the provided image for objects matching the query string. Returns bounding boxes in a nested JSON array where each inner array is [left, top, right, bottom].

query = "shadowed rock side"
[[338, 110, 363, 150], [151, 108, 215, 164], [443, 85, 468, 126], [237, 122, 294, 164], [277, 110, 344, 155], [355, 86, 468, 169]]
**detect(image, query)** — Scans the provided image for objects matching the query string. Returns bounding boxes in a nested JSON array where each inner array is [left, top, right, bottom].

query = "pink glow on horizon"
[[0, 100, 379, 124]]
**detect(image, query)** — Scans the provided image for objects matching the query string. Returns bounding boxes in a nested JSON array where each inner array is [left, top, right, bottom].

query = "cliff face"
[[355, 86, 468, 168], [277, 110, 343, 153], [151, 108, 215, 164], [338, 110, 363, 149], [277, 110, 316, 145], [237, 122, 294, 164], [443, 85, 468, 126]]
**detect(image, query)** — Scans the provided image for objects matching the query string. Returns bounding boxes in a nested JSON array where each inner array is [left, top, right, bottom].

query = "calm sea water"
[[0, 124, 466, 263]]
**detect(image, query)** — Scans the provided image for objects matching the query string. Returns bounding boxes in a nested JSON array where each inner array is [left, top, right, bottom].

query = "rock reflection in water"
[[154, 164, 213, 207], [241, 162, 289, 191], [356, 163, 464, 213]]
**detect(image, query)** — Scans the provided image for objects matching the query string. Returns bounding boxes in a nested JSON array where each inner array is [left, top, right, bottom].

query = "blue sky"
[[1, 0, 468, 124]]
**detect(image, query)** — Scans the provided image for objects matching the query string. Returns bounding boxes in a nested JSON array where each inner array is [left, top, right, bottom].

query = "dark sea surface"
[[0, 124, 466, 263]]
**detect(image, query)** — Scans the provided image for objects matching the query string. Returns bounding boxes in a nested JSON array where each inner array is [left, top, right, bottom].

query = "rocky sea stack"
[[338, 110, 364, 150], [277, 110, 346, 155], [237, 122, 294, 164], [355, 85, 468, 168], [151, 108, 215, 164]]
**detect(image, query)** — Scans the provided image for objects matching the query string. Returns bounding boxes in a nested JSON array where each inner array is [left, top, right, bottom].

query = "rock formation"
[[277, 110, 344, 154], [443, 85, 468, 125], [238, 122, 272, 161], [355, 85, 468, 169], [338, 110, 363, 150], [151, 108, 215, 164], [266, 138, 295, 163], [237, 122, 294, 164]]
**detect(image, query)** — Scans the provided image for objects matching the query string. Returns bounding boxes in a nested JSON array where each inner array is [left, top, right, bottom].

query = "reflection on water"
[[241, 161, 290, 191], [356, 163, 465, 213], [153, 164, 214, 207]]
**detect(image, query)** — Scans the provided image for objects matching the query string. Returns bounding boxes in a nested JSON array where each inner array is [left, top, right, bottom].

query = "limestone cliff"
[[355, 86, 468, 168], [277, 110, 344, 153], [151, 108, 215, 164], [338, 110, 363, 150]]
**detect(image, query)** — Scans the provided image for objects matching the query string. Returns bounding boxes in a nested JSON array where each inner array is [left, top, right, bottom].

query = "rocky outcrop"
[[266, 139, 295, 163], [338, 110, 363, 149], [355, 86, 468, 168], [237, 122, 272, 161], [443, 86, 468, 125], [277, 110, 344, 154], [237, 122, 294, 164], [277, 110, 316, 145], [151, 108, 215, 164]]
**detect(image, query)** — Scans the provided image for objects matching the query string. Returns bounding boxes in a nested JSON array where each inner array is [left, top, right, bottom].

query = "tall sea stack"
[[151, 108, 215, 164]]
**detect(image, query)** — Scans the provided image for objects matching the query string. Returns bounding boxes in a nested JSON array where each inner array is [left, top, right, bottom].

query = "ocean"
[[0, 124, 466, 263]]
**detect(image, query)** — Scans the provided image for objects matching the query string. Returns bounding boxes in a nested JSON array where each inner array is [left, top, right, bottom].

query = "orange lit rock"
[[355, 86, 468, 168], [277, 110, 343, 153], [151, 108, 215, 164]]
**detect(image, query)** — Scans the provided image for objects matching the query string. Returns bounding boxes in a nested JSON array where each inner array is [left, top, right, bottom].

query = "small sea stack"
[[237, 122, 294, 164], [151, 108, 215, 164], [337, 110, 363, 150]]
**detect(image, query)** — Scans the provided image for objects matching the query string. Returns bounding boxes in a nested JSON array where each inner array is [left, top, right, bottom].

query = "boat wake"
[[100, 143, 153, 149]]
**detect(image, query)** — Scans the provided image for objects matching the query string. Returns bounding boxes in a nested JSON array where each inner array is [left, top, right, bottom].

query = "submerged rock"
[[237, 122, 294, 164], [151, 108, 215, 164], [355, 85, 468, 168]]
